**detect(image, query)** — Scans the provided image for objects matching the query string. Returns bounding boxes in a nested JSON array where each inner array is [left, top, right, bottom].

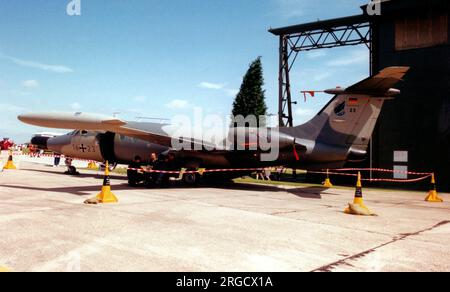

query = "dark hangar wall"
[[371, 0, 450, 190]]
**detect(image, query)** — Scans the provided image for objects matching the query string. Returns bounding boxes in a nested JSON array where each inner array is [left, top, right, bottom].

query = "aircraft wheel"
[[183, 173, 200, 186], [65, 166, 79, 175]]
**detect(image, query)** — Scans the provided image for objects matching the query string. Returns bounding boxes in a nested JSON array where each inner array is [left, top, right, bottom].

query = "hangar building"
[[270, 0, 450, 191]]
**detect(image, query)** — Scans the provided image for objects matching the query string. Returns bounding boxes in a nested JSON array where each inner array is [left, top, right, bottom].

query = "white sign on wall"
[[394, 165, 408, 180], [394, 151, 408, 163]]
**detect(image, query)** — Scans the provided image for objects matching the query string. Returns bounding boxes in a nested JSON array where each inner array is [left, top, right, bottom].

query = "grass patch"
[[234, 177, 429, 194], [234, 177, 351, 189]]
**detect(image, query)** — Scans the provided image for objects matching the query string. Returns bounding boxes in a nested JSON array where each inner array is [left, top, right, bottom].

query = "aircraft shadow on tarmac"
[[20, 168, 128, 181], [1, 182, 333, 199], [0, 184, 133, 196], [219, 183, 337, 199], [11, 168, 337, 199]]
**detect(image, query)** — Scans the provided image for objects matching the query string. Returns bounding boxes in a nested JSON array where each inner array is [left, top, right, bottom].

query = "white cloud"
[[313, 72, 332, 82], [294, 107, 315, 124], [9, 90, 32, 96], [198, 82, 225, 90], [307, 51, 328, 59], [70, 102, 81, 110], [0, 53, 73, 73], [275, 0, 307, 18], [326, 49, 369, 67], [273, 0, 362, 20], [0, 103, 26, 113], [22, 80, 39, 88], [295, 107, 315, 117], [133, 95, 146, 102], [199, 81, 240, 98], [165, 99, 189, 109], [225, 89, 239, 97]]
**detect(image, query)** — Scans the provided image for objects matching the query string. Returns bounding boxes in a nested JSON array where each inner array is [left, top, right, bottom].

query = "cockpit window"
[[81, 130, 88, 135]]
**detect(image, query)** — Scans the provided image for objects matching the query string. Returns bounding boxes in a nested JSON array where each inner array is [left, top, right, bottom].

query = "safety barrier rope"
[[315, 168, 434, 184], [361, 175, 432, 183], [5, 152, 95, 163], [3, 151, 435, 184], [127, 167, 265, 175], [329, 167, 433, 176], [308, 170, 357, 177]]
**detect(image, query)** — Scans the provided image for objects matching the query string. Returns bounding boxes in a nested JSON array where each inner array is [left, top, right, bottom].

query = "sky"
[[0, 0, 370, 143]]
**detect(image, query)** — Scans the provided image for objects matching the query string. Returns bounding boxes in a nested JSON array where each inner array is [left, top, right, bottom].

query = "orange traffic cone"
[[84, 161, 118, 204], [2, 150, 17, 170], [425, 173, 443, 202], [87, 161, 98, 170], [344, 172, 375, 216], [323, 169, 333, 188]]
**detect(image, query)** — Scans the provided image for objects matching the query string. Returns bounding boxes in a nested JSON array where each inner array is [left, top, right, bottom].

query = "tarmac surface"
[[0, 153, 449, 272]]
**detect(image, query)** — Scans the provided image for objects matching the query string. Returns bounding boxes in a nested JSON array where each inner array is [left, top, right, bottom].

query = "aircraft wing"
[[18, 112, 217, 150], [345, 66, 410, 95]]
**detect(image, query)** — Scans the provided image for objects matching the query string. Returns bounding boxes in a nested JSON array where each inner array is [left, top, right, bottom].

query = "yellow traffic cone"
[[344, 172, 375, 216], [87, 161, 99, 170], [3, 150, 17, 170], [425, 173, 443, 202], [323, 169, 333, 188], [85, 161, 118, 204]]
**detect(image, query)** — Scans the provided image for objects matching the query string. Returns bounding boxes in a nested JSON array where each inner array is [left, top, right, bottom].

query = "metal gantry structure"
[[269, 15, 372, 127]]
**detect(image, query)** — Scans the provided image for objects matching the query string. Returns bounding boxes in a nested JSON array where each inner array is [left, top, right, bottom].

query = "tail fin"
[[293, 67, 410, 150]]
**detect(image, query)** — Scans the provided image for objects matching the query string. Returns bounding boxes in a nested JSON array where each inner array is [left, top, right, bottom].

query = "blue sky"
[[0, 0, 370, 142]]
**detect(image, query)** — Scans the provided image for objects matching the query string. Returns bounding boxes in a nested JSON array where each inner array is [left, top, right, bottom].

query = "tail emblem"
[[334, 101, 346, 117]]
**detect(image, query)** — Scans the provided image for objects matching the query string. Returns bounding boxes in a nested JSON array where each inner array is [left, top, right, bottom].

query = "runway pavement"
[[0, 154, 449, 272]]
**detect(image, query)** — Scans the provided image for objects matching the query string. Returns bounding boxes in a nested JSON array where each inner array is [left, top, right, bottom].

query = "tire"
[[183, 173, 200, 186]]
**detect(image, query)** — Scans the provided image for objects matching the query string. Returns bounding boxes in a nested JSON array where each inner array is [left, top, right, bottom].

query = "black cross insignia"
[[79, 144, 88, 153]]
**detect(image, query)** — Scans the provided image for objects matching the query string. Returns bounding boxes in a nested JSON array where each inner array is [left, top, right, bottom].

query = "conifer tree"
[[231, 57, 267, 127]]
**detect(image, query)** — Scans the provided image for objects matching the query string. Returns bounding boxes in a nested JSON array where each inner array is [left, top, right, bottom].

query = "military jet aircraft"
[[18, 67, 409, 184]]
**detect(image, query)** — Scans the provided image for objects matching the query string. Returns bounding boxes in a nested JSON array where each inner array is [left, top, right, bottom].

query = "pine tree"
[[231, 57, 268, 127]]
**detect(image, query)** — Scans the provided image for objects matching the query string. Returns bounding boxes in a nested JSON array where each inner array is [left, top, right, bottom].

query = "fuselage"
[[33, 126, 358, 171]]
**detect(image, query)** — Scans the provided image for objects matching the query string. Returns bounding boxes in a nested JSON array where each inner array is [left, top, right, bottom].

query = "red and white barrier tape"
[[361, 175, 432, 183], [313, 169, 433, 184], [308, 170, 357, 177], [328, 168, 432, 176], [127, 167, 265, 175], [6, 151, 435, 183], [7, 152, 95, 163]]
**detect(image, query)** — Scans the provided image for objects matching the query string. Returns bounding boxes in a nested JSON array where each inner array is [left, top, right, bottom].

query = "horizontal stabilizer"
[[346, 66, 410, 96]]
